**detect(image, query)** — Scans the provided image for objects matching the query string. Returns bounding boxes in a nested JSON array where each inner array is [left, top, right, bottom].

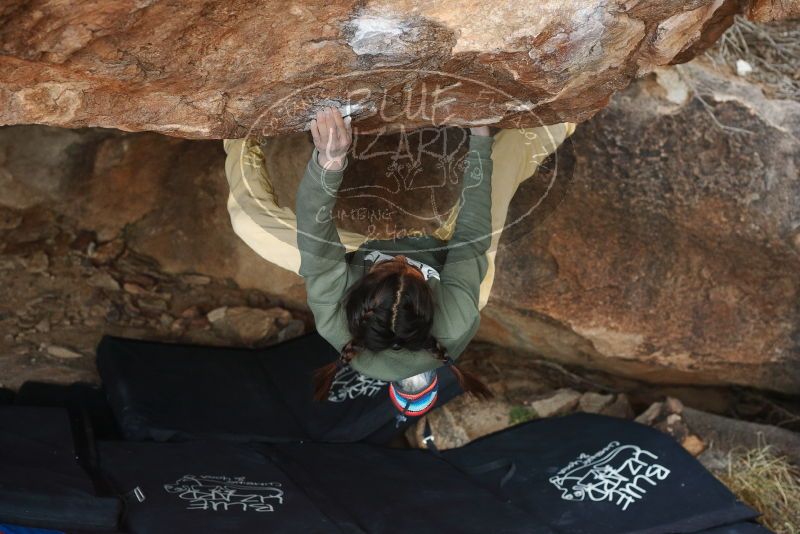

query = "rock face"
[[747, 0, 800, 21], [0, 0, 791, 138], [479, 60, 800, 394], [0, 126, 308, 307], [207, 306, 293, 347]]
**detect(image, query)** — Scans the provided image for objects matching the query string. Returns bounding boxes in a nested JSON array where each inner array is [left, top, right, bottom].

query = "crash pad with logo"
[[96, 333, 460, 444], [441, 413, 760, 534], [96, 439, 536, 534]]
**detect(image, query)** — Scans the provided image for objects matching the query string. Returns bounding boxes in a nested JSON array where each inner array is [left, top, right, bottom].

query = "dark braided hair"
[[313, 340, 359, 401], [425, 336, 492, 400], [313, 257, 492, 401]]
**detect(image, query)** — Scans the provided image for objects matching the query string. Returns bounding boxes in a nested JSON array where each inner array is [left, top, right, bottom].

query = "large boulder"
[[479, 60, 800, 394], [0, 0, 793, 138], [1, 57, 797, 393]]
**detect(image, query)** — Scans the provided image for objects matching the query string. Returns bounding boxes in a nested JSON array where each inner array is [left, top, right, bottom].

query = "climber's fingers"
[[310, 119, 321, 147], [316, 108, 331, 145], [344, 115, 352, 140], [332, 108, 348, 144], [311, 106, 350, 159], [325, 108, 338, 144]]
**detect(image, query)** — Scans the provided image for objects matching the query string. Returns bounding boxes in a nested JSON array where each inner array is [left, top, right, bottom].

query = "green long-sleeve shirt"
[[297, 134, 494, 381]]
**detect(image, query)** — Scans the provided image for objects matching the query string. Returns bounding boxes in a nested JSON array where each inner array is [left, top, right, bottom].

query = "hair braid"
[[428, 337, 492, 400], [313, 340, 360, 401]]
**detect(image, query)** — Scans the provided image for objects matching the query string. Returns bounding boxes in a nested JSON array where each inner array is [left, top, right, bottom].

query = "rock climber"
[[224, 107, 575, 414]]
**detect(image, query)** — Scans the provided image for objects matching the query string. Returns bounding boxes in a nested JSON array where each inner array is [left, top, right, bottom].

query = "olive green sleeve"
[[296, 149, 354, 352], [431, 134, 494, 358]]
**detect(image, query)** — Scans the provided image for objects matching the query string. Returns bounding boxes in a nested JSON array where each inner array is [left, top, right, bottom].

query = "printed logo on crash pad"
[[549, 441, 671, 511], [164, 475, 284, 512], [328, 367, 387, 403]]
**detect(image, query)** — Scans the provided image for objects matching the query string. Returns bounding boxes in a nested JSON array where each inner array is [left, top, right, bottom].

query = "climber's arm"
[[431, 129, 494, 357], [296, 107, 354, 351]]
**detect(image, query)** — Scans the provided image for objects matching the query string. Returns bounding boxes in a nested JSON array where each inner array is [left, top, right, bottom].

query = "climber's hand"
[[311, 106, 352, 171], [469, 126, 491, 136]]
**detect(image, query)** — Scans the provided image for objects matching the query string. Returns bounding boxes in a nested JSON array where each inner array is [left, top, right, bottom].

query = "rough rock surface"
[[0, 126, 308, 307], [207, 306, 293, 347], [684, 406, 800, 464], [0, 0, 792, 138], [478, 59, 800, 394], [747, 0, 800, 21], [529, 388, 582, 417]]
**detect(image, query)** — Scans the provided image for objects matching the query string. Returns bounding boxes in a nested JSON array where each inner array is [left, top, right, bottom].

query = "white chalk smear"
[[736, 59, 753, 77], [347, 14, 414, 58], [302, 101, 369, 130]]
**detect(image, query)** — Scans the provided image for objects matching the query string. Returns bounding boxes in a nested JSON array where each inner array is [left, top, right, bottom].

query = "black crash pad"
[[96, 333, 461, 444], [442, 413, 760, 534], [96, 439, 538, 534], [0, 407, 121, 532], [0, 404, 763, 534], [95, 414, 761, 534]]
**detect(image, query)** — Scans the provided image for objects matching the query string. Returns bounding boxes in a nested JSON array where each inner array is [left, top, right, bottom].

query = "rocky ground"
[[415, 344, 800, 454], [0, 203, 312, 391]]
